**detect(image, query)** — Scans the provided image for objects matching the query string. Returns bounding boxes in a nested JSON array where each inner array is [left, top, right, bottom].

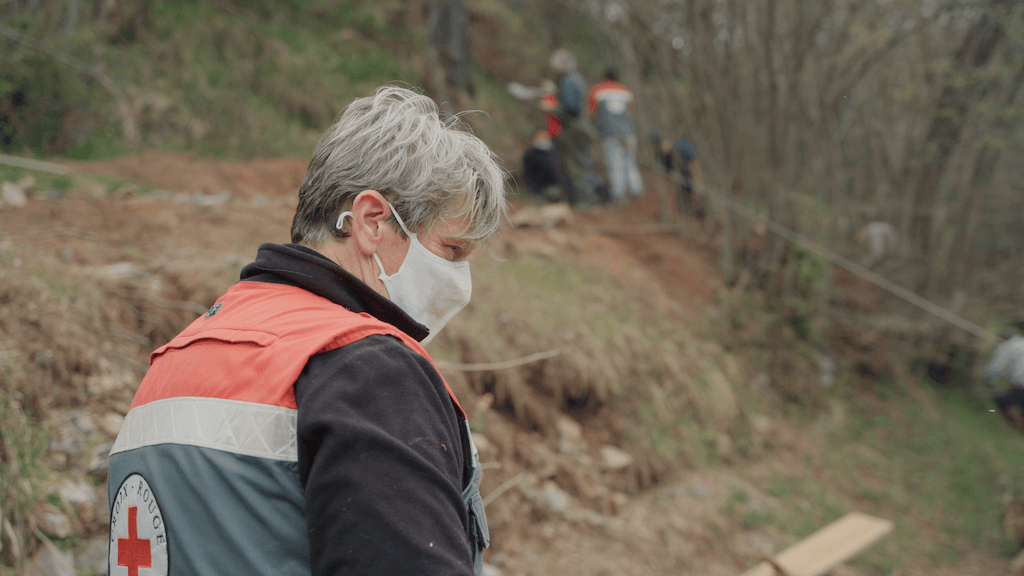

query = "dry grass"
[[432, 253, 757, 487]]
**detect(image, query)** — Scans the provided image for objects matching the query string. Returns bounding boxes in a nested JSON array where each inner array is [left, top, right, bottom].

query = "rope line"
[[0, 153, 69, 175], [482, 468, 532, 508], [434, 349, 562, 372], [652, 166, 1001, 344]]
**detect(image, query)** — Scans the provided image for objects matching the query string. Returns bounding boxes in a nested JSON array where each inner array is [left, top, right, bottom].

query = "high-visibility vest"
[[107, 281, 478, 576]]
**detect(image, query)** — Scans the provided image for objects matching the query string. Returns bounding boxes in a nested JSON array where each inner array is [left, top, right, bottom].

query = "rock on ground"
[[59, 479, 97, 507], [38, 509, 72, 539], [481, 562, 503, 576], [89, 442, 114, 476], [543, 482, 570, 514], [34, 545, 76, 576], [555, 415, 583, 442], [600, 445, 634, 470], [76, 538, 109, 576], [1, 181, 28, 207], [16, 176, 35, 195], [98, 413, 125, 437], [510, 202, 574, 229]]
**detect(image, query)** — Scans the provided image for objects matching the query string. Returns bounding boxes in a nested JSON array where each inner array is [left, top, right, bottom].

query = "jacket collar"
[[239, 243, 429, 342]]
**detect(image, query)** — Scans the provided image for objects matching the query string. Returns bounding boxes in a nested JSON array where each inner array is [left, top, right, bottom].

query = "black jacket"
[[240, 243, 477, 576]]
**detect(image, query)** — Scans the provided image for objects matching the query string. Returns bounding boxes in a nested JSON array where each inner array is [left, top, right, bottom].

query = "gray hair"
[[291, 86, 508, 246], [549, 49, 577, 73]]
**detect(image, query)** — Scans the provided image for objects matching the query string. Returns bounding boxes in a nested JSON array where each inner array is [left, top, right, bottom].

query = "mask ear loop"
[[338, 204, 411, 236], [336, 211, 354, 231], [386, 202, 415, 237], [374, 203, 408, 283]]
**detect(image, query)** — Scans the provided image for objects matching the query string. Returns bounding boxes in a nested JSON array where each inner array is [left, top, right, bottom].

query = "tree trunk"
[[426, 0, 473, 111], [906, 13, 1003, 257], [950, 144, 1001, 293], [65, 0, 78, 33], [952, 59, 1024, 295], [764, 0, 780, 173]]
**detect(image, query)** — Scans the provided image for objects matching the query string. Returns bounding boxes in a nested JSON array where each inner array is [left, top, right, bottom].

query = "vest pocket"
[[152, 328, 276, 360], [469, 491, 490, 549]]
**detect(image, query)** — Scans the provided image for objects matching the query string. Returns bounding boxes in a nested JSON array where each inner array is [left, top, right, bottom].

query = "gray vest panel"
[[108, 444, 308, 576]]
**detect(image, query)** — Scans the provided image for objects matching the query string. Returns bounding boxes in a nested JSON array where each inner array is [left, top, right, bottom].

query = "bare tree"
[[426, 0, 474, 112], [904, 10, 1005, 263], [517, 0, 1024, 357]]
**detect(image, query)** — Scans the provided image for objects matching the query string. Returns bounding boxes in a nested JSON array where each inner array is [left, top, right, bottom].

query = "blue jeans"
[[602, 135, 643, 200]]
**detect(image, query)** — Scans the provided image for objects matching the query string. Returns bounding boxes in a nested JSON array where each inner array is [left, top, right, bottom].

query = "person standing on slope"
[[588, 69, 644, 205], [549, 48, 602, 208]]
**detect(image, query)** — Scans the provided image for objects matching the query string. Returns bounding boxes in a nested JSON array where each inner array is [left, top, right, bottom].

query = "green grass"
[[838, 386, 1024, 552], [722, 488, 749, 511], [4, 0, 427, 161], [742, 509, 778, 529], [12, 0, 559, 164], [439, 253, 751, 468], [743, 379, 1024, 571], [4, 0, 553, 165], [0, 165, 73, 193], [0, 164, 156, 198], [107, 1, 422, 159], [62, 134, 130, 161], [0, 391, 52, 561], [767, 473, 791, 498]]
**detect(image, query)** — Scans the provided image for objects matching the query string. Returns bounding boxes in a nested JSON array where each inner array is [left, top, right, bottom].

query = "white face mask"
[[337, 203, 472, 345]]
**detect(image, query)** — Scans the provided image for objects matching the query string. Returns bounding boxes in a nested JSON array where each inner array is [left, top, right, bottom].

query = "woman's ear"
[[350, 190, 391, 257]]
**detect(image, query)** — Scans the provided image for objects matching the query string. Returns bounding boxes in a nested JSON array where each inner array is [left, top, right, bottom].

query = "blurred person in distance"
[[588, 68, 644, 206], [521, 127, 564, 202], [855, 220, 899, 269], [106, 86, 505, 576], [548, 48, 604, 208], [538, 79, 562, 140], [988, 330, 1024, 432], [650, 133, 705, 218]]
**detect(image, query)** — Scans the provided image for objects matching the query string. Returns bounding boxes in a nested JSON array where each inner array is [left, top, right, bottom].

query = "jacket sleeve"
[[295, 334, 473, 576]]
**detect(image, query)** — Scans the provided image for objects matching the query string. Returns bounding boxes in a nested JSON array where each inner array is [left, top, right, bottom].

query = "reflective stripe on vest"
[[111, 396, 297, 461]]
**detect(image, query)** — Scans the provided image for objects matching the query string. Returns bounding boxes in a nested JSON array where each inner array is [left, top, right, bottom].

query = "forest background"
[[4, 0, 1023, 349]]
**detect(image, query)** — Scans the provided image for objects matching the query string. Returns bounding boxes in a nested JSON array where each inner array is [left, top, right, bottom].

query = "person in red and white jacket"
[[107, 86, 507, 576], [588, 69, 644, 204]]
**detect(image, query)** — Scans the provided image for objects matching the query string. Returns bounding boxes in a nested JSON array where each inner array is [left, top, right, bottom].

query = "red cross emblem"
[[118, 506, 152, 576]]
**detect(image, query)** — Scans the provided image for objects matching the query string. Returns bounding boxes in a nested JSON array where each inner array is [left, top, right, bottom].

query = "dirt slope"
[[0, 152, 1008, 576]]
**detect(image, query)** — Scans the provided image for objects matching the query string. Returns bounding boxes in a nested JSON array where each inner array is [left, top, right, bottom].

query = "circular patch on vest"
[[109, 473, 169, 576]]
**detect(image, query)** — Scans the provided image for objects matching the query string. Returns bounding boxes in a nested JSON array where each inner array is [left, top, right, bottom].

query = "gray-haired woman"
[[107, 86, 507, 576]]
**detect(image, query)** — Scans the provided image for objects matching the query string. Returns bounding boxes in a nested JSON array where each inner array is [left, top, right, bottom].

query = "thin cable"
[[434, 349, 562, 372], [0, 153, 69, 175], [482, 468, 532, 508], [651, 165, 1001, 344]]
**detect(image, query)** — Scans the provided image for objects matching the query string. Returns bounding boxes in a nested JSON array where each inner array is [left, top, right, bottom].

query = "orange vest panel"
[[131, 281, 465, 418]]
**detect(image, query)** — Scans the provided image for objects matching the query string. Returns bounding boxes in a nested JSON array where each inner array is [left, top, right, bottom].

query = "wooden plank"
[[740, 512, 893, 576]]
